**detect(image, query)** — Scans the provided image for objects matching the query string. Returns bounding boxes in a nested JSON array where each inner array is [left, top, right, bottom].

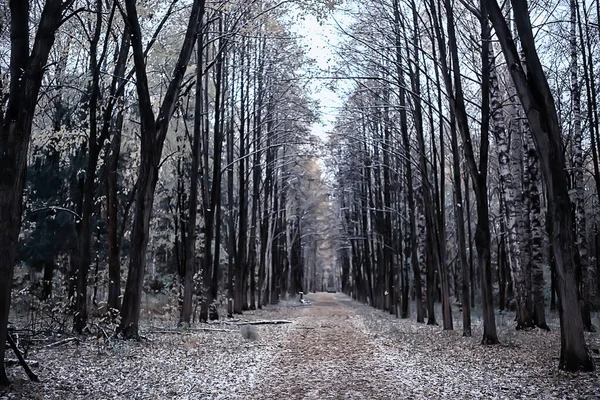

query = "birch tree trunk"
[[487, 0, 594, 371], [491, 44, 530, 328], [570, 0, 593, 331]]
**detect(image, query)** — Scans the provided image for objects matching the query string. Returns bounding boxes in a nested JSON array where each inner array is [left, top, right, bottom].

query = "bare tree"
[[428, 0, 498, 343], [0, 0, 72, 386], [118, 0, 205, 338], [486, 0, 594, 371]]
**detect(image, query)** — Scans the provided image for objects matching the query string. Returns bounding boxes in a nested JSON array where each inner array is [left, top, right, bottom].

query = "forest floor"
[[2, 292, 600, 399]]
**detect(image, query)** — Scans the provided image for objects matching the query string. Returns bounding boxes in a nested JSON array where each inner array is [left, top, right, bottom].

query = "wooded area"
[[331, 0, 600, 372], [1, 0, 599, 394]]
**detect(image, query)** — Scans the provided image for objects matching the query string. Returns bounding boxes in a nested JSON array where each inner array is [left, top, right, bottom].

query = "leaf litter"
[[2, 293, 599, 399]]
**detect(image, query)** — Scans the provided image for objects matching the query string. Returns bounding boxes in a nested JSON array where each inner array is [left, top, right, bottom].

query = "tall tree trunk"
[[449, 88, 470, 336], [119, 0, 204, 338], [181, 19, 205, 324], [428, 53, 449, 324], [106, 27, 130, 312], [249, 35, 265, 310], [74, 0, 104, 334], [106, 102, 124, 312], [360, 164, 374, 306], [570, 0, 593, 332], [516, 120, 535, 328], [408, 0, 451, 329], [258, 102, 274, 308], [431, 0, 497, 341], [226, 48, 237, 317], [578, 0, 600, 210], [393, 0, 424, 322], [235, 38, 248, 313], [498, 209, 508, 311], [383, 86, 394, 314], [0, 0, 65, 385], [527, 133, 548, 330], [492, 41, 533, 328], [465, 168, 476, 306], [199, 14, 224, 322], [577, 0, 600, 299], [401, 191, 411, 318], [487, 0, 594, 371], [270, 160, 282, 305]]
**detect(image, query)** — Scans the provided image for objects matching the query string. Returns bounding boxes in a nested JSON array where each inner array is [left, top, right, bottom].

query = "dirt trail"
[[246, 293, 398, 399], [243, 292, 600, 400], [3, 292, 599, 399]]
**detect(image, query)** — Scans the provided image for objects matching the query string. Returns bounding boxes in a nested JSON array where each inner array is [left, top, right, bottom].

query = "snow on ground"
[[2, 293, 599, 399]]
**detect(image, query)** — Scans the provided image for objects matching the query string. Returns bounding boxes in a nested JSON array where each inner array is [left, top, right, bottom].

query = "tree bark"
[[579, 0, 600, 299], [393, 0, 424, 322], [449, 82, 471, 336], [410, 0, 451, 330], [74, 0, 105, 334], [106, 27, 130, 312], [249, 35, 266, 310], [0, 0, 65, 385], [492, 40, 533, 328], [181, 17, 205, 325], [119, 0, 204, 338], [226, 53, 237, 317], [200, 13, 224, 322], [430, 0, 496, 340], [570, 0, 593, 332], [235, 37, 249, 313], [487, 0, 594, 371], [527, 133, 548, 330]]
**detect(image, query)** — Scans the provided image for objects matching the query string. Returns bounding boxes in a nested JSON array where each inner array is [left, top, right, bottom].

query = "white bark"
[[492, 45, 532, 327]]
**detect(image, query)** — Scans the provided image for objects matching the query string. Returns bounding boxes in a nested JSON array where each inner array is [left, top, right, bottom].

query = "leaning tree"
[[486, 0, 594, 372]]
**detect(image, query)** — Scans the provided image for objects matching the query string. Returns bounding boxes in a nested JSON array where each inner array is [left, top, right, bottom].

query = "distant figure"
[[240, 325, 260, 341]]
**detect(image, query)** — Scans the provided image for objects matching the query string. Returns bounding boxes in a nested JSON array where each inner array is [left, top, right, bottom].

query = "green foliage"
[[20, 138, 78, 268]]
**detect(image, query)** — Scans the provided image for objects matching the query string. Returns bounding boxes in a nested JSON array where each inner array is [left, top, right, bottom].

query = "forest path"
[[3, 293, 599, 399], [246, 292, 397, 399], [244, 293, 600, 399]]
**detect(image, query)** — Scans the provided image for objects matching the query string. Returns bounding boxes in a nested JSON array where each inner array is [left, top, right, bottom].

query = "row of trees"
[[330, 0, 598, 371], [0, 0, 335, 386]]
